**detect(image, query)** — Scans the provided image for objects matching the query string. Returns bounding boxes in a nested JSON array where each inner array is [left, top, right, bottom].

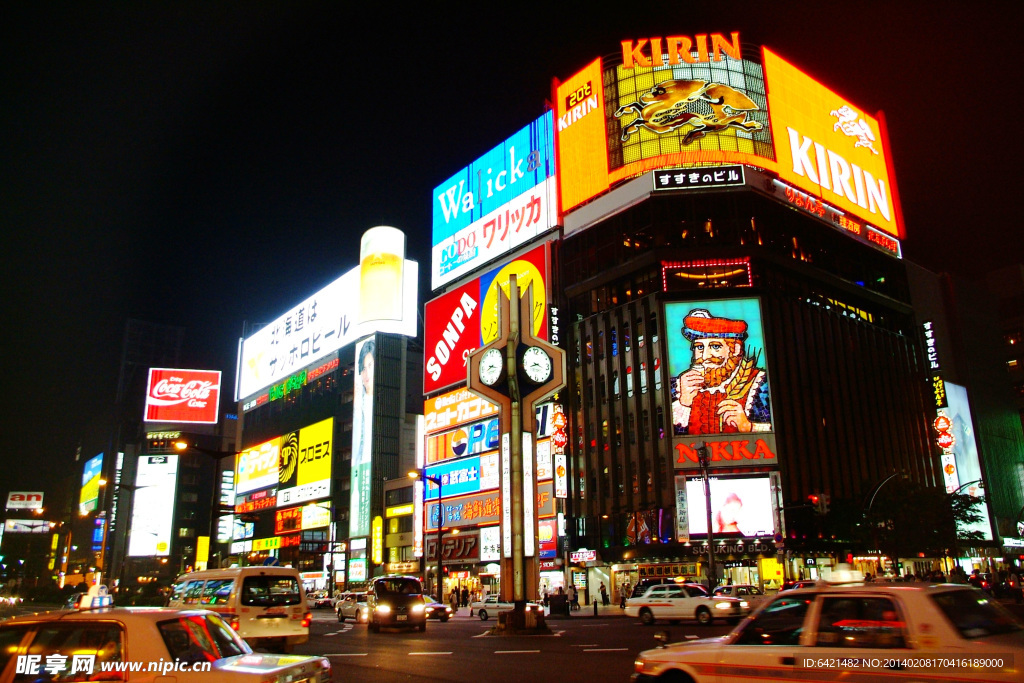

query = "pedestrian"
[[600, 582, 609, 606], [620, 582, 630, 609], [567, 584, 578, 610], [449, 589, 459, 614]]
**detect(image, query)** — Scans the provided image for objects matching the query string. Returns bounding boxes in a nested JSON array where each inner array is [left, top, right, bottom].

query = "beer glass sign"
[[359, 226, 405, 324]]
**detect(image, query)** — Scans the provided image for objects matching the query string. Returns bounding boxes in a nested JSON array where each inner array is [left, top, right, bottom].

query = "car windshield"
[[241, 575, 302, 607], [929, 589, 1022, 639], [376, 578, 421, 595], [159, 614, 250, 663]]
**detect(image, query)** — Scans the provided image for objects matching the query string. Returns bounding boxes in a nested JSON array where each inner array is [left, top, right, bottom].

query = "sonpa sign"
[[6, 492, 43, 510], [423, 242, 550, 394]]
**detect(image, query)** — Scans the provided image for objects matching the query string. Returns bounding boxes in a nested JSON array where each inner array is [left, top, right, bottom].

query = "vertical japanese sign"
[[674, 474, 689, 543], [349, 337, 376, 538], [79, 454, 104, 515], [555, 58, 609, 212]]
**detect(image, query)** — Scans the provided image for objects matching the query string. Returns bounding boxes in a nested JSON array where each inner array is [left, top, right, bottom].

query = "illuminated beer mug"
[[359, 226, 405, 324]]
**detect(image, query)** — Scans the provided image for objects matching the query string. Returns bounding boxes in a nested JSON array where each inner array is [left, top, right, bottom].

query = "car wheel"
[[696, 608, 712, 626], [479, 609, 489, 621], [337, 612, 345, 623], [639, 608, 655, 626]]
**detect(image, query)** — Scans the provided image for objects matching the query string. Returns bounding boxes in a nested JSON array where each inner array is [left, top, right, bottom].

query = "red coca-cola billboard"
[[144, 368, 221, 424]]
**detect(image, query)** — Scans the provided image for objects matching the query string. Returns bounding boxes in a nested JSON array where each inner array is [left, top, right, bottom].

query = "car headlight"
[[411, 604, 425, 614], [715, 601, 732, 610], [376, 604, 392, 614], [740, 601, 749, 608], [634, 657, 650, 674], [445, 606, 452, 612]]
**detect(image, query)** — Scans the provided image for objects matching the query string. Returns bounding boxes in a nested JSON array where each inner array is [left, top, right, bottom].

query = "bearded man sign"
[[668, 301, 772, 436]]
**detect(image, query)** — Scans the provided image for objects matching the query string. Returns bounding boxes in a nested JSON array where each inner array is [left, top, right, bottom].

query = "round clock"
[[479, 347, 504, 386], [522, 346, 552, 384]]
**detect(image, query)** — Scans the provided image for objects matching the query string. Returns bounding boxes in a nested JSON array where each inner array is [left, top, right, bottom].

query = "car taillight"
[[301, 612, 312, 628], [230, 618, 240, 631]]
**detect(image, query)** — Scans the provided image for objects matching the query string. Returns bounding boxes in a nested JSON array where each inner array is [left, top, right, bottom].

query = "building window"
[[623, 322, 631, 353], [613, 371, 620, 398], [180, 492, 198, 503], [611, 327, 618, 356], [178, 527, 195, 538]]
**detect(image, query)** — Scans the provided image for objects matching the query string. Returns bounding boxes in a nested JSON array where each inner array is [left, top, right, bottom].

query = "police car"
[[633, 568, 1023, 682]]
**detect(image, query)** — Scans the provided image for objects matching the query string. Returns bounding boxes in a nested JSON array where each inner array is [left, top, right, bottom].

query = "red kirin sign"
[[144, 368, 221, 424]]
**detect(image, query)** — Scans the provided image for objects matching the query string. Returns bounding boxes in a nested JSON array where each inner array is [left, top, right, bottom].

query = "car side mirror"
[[653, 630, 670, 648]]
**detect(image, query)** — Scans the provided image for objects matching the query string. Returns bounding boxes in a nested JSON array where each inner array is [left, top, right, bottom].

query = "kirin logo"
[[614, 79, 762, 144], [830, 105, 878, 155]]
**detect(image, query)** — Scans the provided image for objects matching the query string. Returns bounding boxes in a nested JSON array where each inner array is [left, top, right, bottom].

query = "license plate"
[[397, 615, 407, 621]]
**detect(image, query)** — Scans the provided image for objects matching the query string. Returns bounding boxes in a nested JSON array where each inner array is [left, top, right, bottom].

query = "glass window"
[[929, 589, 1022, 638], [598, 331, 605, 359], [241, 576, 301, 607], [732, 595, 811, 646], [624, 322, 631, 352], [159, 614, 248, 663], [18, 623, 125, 681], [613, 371, 620, 398], [374, 577, 422, 595], [640, 362, 648, 394], [200, 579, 234, 606], [815, 596, 907, 648], [611, 327, 618, 356], [183, 579, 206, 605], [0, 625, 32, 672]]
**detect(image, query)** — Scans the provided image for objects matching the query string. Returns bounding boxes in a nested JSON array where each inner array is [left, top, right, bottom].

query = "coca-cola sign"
[[144, 368, 221, 424]]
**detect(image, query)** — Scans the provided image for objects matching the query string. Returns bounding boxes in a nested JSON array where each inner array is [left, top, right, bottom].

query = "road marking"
[[494, 650, 540, 654], [409, 652, 452, 656], [579, 623, 609, 627], [584, 647, 628, 652], [325, 653, 368, 656], [323, 631, 341, 636], [685, 635, 700, 640], [572, 644, 598, 647]]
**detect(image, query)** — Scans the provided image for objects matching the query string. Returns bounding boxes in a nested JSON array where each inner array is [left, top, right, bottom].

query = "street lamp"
[[409, 470, 444, 601]]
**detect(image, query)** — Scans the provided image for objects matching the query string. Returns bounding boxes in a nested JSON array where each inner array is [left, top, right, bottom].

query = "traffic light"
[[808, 493, 821, 514]]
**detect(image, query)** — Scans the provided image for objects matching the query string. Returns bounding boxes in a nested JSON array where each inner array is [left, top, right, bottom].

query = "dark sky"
[[3, 3, 1022, 498]]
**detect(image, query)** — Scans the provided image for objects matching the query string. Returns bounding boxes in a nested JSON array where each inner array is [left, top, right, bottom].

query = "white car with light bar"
[[632, 570, 1024, 683], [0, 606, 331, 683], [469, 595, 545, 621], [625, 582, 748, 625]]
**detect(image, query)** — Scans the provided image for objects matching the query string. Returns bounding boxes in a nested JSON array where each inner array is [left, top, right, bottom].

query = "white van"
[[169, 566, 310, 652]]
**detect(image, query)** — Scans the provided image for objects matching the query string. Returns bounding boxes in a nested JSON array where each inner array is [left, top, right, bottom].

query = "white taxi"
[[625, 583, 749, 626], [0, 606, 331, 682], [633, 578, 1023, 682], [469, 595, 545, 621]]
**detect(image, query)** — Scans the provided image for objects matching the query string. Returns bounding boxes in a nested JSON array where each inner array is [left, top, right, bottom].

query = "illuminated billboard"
[[424, 241, 550, 394], [424, 453, 499, 500], [685, 475, 775, 537], [762, 48, 902, 239], [79, 453, 104, 515], [939, 383, 993, 540], [4, 519, 51, 534], [424, 387, 498, 435], [349, 337, 375, 538], [144, 368, 221, 424], [426, 481, 555, 531], [432, 112, 558, 290], [555, 38, 903, 250], [665, 299, 777, 469], [6, 492, 43, 510], [127, 455, 179, 556], [277, 417, 333, 507], [236, 226, 418, 401], [235, 437, 281, 495]]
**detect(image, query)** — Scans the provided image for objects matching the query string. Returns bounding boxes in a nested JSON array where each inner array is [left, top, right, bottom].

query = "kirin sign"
[[144, 368, 221, 424]]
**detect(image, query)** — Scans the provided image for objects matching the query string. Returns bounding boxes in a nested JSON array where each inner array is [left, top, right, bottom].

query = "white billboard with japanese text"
[[127, 455, 179, 557], [236, 231, 418, 400]]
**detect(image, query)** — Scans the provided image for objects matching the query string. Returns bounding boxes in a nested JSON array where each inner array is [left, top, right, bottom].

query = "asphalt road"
[[295, 606, 733, 682]]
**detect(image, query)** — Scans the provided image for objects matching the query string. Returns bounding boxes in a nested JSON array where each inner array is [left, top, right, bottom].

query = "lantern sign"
[[933, 412, 955, 451], [933, 415, 952, 432], [936, 431, 955, 450]]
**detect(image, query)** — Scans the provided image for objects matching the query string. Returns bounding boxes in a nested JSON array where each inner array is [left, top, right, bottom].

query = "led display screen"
[[432, 112, 557, 289], [685, 475, 775, 537], [127, 455, 179, 556], [940, 383, 993, 540], [349, 337, 375, 538]]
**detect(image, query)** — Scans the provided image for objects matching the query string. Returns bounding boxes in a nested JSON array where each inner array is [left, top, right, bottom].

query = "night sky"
[[3, 3, 1022, 499]]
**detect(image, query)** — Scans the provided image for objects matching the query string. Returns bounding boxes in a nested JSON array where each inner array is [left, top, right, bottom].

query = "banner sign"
[[6, 492, 43, 510], [428, 481, 554, 532]]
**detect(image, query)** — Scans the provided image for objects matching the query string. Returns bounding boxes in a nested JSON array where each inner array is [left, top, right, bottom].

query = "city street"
[[297, 607, 733, 682]]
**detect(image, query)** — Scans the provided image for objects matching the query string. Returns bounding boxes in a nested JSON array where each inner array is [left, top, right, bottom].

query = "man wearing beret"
[[672, 308, 771, 435]]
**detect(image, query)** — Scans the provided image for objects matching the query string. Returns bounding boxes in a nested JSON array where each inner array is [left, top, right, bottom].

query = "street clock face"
[[522, 346, 552, 384], [480, 348, 504, 386]]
